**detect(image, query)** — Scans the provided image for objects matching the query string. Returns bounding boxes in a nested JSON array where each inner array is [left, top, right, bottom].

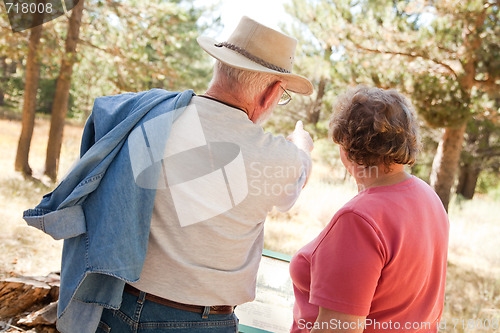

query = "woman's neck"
[[353, 164, 411, 192]]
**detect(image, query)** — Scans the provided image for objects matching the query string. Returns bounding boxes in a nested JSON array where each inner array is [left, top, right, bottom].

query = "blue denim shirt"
[[23, 89, 194, 333]]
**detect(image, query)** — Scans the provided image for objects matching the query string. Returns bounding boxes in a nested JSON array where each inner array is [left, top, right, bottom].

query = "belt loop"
[[138, 291, 146, 305], [202, 306, 210, 319]]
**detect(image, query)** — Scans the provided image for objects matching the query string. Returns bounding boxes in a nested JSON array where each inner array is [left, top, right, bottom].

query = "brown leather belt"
[[124, 284, 234, 315]]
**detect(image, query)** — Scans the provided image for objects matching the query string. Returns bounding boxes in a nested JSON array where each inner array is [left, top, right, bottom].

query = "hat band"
[[215, 42, 291, 74]]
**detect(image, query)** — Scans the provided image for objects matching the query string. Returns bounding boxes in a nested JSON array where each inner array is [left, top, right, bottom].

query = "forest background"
[[0, 0, 499, 332]]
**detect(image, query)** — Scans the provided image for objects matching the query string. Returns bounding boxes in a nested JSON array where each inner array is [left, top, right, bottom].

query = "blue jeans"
[[96, 290, 239, 332]]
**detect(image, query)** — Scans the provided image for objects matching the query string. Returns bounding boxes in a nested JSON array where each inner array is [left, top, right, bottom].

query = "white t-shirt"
[[131, 96, 310, 306]]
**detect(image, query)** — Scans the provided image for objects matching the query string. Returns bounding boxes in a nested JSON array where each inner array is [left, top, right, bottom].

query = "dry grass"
[[0, 117, 83, 279], [0, 117, 499, 331], [448, 197, 500, 277]]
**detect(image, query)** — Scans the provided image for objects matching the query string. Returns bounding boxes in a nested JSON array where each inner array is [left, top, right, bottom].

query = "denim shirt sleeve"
[[22, 96, 108, 240], [23, 205, 86, 240], [23, 89, 194, 241]]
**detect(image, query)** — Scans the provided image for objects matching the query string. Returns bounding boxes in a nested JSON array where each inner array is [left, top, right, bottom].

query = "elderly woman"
[[290, 86, 449, 333]]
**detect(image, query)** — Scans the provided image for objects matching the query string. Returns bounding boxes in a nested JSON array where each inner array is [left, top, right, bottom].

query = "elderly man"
[[24, 16, 313, 332]]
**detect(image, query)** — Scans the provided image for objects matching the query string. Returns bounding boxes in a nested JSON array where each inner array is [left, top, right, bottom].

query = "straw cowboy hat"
[[197, 16, 313, 95]]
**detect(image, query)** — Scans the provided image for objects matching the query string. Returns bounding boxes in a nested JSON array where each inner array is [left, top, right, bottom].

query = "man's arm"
[[311, 307, 366, 333], [287, 120, 313, 186]]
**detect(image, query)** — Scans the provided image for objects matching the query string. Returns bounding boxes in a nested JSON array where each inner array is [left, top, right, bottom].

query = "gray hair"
[[210, 61, 281, 100]]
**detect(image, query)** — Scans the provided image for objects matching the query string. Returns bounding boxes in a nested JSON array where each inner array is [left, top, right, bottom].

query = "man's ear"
[[259, 81, 282, 110]]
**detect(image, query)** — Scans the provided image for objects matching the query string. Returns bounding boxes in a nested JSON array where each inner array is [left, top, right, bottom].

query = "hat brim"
[[197, 36, 313, 96]]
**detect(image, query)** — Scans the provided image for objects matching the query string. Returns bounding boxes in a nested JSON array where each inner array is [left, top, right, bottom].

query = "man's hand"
[[287, 120, 314, 154], [287, 120, 313, 188]]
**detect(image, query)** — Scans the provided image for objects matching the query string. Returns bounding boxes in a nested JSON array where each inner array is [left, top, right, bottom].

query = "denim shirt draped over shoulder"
[[23, 89, 194, 333]]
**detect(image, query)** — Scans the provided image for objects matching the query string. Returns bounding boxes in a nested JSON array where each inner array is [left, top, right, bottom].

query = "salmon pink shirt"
[[290, 176, 449, 332]]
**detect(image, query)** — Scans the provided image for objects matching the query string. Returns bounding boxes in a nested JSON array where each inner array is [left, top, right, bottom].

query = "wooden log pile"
[[0, 273, 59, 332]]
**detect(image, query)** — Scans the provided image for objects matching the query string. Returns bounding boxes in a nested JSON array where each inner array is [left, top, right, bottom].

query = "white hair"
[[209, 61, 281, 100]]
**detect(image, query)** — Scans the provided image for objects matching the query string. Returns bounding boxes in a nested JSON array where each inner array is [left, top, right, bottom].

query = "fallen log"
[[18, 301, 58, 326], [0, 273, 59, 332]]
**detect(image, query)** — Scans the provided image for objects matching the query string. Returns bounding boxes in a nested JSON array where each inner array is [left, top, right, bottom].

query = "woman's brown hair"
[[330, 85, 420, 167]]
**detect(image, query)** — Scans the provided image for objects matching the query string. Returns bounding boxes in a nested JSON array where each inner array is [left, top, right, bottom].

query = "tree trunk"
[[14, 25, 44, 175], [307, 77, 326, 125], [456, 161, 481, 199], [44, 0, 85, 180], [438, 4, 488, 206], [430, 123, 467, 211], [306, 45, 332, 126], [0, 57, 6, 106]]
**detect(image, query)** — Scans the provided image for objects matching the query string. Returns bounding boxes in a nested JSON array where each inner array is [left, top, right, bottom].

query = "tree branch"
[[474, 76, 500, 97], [352, 42, 458, 79], [477, 147, 500, 158], [458, 5, 489, 91], [484, 1, 499, 9], [77, 37, 121, 56]]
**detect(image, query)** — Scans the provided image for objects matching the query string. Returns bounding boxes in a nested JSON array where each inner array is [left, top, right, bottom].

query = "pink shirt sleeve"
[[309, 211, 386, 316]]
